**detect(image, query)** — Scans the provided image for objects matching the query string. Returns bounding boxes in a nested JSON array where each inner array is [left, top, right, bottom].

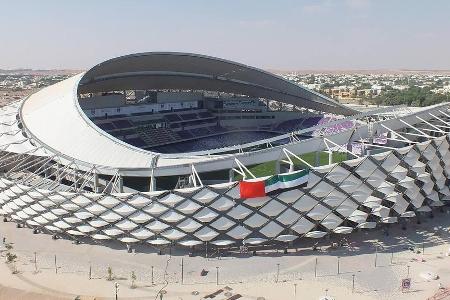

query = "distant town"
[[281, 71, 450, 107], [1, 69, 450, 107], [0, 70, 77, 105]]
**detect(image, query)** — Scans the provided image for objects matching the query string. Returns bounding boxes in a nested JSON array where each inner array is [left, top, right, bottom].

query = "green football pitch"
[[234, 151, 348, 180]]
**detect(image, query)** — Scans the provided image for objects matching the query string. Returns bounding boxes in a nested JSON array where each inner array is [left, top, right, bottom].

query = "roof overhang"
[[79, 52, 357, 116]]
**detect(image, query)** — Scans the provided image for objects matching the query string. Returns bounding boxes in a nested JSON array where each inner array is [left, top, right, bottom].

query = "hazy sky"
[[1, 0, 449, 70]]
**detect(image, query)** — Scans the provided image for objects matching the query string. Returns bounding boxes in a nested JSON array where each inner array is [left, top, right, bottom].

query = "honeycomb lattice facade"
[[1, 133, 449, 248], [1, 53, 450, 249]]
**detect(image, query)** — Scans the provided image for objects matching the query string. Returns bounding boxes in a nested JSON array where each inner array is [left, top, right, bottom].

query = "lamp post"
[[114, 282, 119, 300], [276, 263, 280, 283], [216, 266, 219, 285], [151, 266, 154, 285], [337, 256, 340, 274], [352, 274, 355, 293], [181, 258, 184, 284], [374, 246, 378, 267], [34, 252, 37, 273], [314, 257, 318, 278]]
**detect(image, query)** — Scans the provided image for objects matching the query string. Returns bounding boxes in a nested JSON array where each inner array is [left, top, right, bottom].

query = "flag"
[[239, 169, 309, 199], [239, 180, 266, 199]]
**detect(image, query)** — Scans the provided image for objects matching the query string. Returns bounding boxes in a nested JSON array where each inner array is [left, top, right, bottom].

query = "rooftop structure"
[[1, 53, 450, 250]]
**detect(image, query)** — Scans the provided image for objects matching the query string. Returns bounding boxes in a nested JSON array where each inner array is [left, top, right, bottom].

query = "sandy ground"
[[2, 210, 450, 300]]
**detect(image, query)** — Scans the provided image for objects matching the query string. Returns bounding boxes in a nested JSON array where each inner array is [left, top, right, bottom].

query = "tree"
[[371, 87, 448, 107], [131, 271, 137, 288], [107, 266, 113, 281], [6, 252, 18, 274], [6, 252, 17, 263]]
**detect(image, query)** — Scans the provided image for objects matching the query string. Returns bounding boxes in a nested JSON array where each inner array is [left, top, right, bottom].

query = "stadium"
[[1, 52, 450, 251]]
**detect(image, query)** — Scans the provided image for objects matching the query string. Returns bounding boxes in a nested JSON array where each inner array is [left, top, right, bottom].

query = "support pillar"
[[118, 176, 124, 193], [149, 176, 156, 192], [328, 150, 333, 165], [315, 151, 320, 167], [55, 166, 61, 183], [149, 168, 156, 192], [347, 142, 353, 160], [73, 171, 78, 190], [275, 160, 281, 174], [289, 163, 294, 173], [44, 167, 51, 179], [93, 173, 99, 193], [229, 169, 235, 182]]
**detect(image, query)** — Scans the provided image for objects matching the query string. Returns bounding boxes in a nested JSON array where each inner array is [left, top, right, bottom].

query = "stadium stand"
[[274, 119, 306, 132], [112, 119, 134, 129], [136, 127, 180, 146], [124, 137, 147, 148], [165, 114, 182, 122], [177, 130, 194, 139], [198, 111, 214, 118], [92, 106, 330, 152], [96, 122, 115, 131], [162, 131, 279, 153], [312, 116, 355, 136], [301, 116, 323, 127], [180, 113, 198, 121]]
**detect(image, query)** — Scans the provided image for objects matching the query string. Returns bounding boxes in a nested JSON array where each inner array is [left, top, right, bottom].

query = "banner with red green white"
[[239, 169, 309, 199]]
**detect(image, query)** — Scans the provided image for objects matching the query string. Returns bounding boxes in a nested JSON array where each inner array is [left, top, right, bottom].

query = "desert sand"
[[2, 210, 450, 300]]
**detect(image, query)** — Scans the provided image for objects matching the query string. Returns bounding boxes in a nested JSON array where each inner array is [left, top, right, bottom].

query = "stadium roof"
[[23, 52, 423, 176], [20, 74, 156, 170], [78, 52, 357, 116]]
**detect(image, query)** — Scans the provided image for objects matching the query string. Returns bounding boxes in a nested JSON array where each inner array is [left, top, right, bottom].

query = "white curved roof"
[[16, 60, 450, 178], [20, 74, 155, 169]]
